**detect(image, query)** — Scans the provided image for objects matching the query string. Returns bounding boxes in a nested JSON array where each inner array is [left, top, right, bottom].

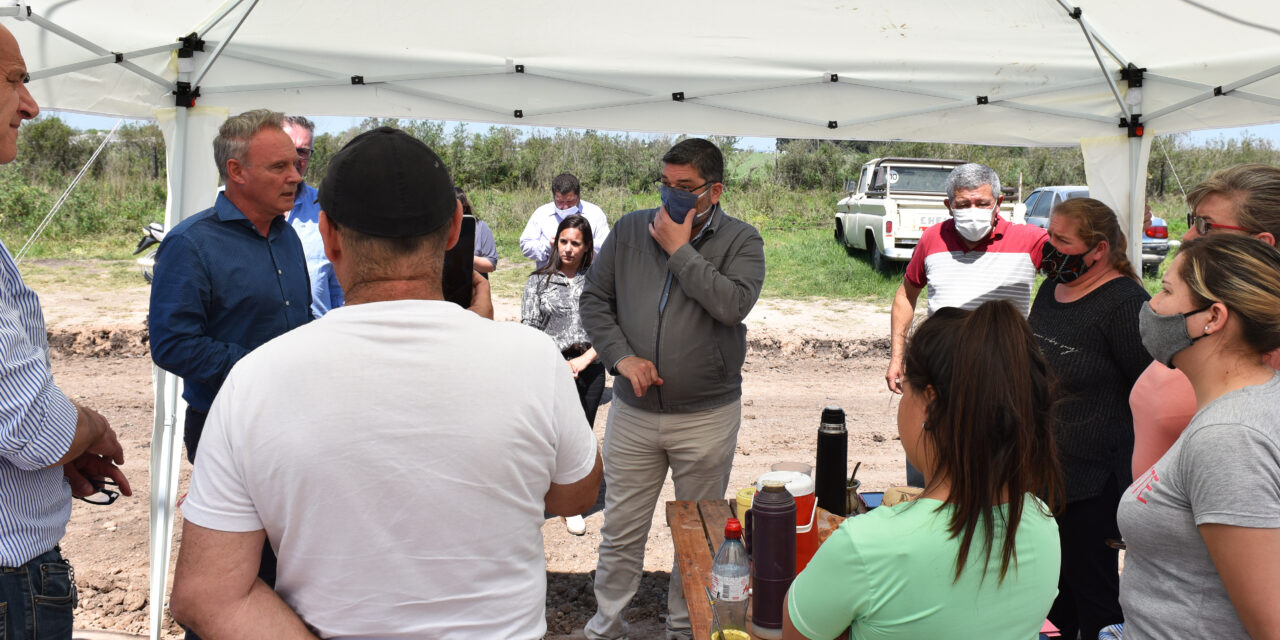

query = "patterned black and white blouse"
[[520, 269, 591, 353]]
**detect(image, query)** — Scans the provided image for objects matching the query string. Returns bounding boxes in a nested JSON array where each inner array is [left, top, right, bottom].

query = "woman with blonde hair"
[[1119, 234, 1280, 638], [1129, 163, 1280, 477], [1027, 197, 1153, 640]]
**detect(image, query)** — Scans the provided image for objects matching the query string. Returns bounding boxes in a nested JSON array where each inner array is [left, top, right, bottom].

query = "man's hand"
[[467, 271, 494, 319], [52, 403, 124, 468], [885, 359, 904, 395], [77, 405, 124, 463], [616, 356, 663, 397], [649, 205, 695, 256], [887, 281, 923, 396], [64, 453, 133, 499]]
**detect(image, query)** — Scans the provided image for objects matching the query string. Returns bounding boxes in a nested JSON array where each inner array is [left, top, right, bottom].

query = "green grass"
[[762, 228, 902, 301], [17, 259, 142, 290], [1, 188, 1193, 305]]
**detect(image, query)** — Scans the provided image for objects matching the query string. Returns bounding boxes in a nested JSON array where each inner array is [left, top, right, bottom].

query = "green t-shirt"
[[786, 494, 1060, 640]]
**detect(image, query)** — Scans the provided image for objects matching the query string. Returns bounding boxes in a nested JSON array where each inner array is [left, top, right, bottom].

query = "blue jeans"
[[0, 547, 77, 640]]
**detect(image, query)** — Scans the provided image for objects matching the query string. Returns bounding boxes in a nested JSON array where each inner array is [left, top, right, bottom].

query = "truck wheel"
[[836, 220, 857, 255], [867, 234, 886, 272]]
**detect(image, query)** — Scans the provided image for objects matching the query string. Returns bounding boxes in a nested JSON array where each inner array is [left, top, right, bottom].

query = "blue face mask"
[[659, 185, 707, 224]]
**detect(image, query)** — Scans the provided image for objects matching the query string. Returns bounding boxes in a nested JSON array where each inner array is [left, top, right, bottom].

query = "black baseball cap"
[[318, 126, 456, 237]]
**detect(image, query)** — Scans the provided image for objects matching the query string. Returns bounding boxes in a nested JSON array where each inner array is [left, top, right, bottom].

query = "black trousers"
[[575, 361, 606, 427], [559, 350, 608, 514], [182, 407, 278, 640], [1047, 475, 1124, 640]]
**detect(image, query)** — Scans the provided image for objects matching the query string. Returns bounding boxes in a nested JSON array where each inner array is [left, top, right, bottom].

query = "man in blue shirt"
[[282, 115, 343, 316], [149, 109, 312, 467], [0, 23, 132, 639]]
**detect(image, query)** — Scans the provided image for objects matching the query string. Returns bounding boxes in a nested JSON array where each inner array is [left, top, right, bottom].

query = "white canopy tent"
[[6, 0, 1280, 636]]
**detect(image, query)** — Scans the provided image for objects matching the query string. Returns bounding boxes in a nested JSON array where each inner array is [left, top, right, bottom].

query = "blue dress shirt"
[[288, 182, 344, 317], [149, 192, 312, 413], [0, 240, 78, 567]]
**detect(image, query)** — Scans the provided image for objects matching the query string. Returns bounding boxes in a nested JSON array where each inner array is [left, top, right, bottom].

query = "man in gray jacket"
[[580, 138, 766, 640]]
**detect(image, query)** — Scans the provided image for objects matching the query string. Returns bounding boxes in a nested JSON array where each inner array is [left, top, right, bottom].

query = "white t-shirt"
[[182, 299, 597, 639]]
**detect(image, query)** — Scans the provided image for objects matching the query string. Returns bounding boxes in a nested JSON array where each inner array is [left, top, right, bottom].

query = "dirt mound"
[[48, 325, 149, 358], [748, 334, 890, 361]]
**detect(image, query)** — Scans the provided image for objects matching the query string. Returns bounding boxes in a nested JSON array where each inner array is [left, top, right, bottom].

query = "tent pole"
[[149, 90, 193, 640], [1129, 134, 1145, 272], [1074, 17, 1130, 119], [22, 13, 172, 89], [191, 0, 260, 88], [195, 0, 249, 38]]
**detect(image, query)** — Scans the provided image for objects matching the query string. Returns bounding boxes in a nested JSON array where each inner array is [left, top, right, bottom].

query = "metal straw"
[[705, 585, 726, 640]]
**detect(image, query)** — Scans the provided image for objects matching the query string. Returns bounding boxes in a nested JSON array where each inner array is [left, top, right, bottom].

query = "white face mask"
[[951, 206, 995, 242], [555, 204, 580, 216]]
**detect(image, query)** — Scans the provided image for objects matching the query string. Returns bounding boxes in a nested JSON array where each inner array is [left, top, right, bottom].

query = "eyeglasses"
[[296, 147, 313, 159], [1187, 213, 1252, 235], [76, 479, 120, 506], [655, 179, 715, 194]]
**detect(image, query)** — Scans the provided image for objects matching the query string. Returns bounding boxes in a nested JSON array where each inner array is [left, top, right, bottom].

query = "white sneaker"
[[565, 515, 586, 536]]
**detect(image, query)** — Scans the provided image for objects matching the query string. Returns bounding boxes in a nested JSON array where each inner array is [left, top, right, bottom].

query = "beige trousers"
[[585, 399, 741, 640]]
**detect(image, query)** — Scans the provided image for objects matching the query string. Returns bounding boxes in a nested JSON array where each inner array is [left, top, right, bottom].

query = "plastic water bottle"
[[710, 518, 750, 640]]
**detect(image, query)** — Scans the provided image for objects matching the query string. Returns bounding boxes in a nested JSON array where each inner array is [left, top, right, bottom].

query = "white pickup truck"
[[833, 157, 1021, 271]]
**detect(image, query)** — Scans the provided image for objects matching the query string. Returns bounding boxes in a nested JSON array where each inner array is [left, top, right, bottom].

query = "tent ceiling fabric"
[[8, 0, 1280, 145]]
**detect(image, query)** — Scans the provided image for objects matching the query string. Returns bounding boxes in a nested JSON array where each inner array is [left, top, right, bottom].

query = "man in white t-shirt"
[[169, 127, 603, 639], [519, 172, 609, 268]]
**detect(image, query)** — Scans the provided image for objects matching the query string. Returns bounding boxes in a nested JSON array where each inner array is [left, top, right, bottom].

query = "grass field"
[[4, 188, 1185, 301]]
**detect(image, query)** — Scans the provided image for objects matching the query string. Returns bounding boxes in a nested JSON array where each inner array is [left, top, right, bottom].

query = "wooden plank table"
[[666, 499, 845, 640], [666, 500, 737, 640]]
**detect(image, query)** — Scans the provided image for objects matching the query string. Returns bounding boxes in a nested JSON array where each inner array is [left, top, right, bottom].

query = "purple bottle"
[[748, 480, 796, 639]]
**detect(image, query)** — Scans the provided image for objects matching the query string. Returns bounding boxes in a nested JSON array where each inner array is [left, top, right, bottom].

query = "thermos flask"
[[815, 405, 848, 516], [747, 481, 796, 639]]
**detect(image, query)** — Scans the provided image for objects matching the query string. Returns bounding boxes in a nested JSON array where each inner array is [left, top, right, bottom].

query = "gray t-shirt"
[[1117, 372, 1280, 639]]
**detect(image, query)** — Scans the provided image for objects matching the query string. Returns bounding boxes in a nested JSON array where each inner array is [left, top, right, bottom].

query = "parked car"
[[1019, 185, 1169, 274], [833, 157, 1021, 271]]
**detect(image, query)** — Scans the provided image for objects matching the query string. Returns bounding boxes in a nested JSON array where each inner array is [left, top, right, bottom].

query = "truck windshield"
[[884, 166, 954, 193]]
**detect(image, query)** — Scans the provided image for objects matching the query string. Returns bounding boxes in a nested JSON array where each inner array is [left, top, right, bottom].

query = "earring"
[[1204, 325, 1211, 334]]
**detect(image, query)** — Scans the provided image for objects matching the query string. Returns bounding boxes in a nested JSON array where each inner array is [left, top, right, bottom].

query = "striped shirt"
[[0, 241, 78, 568], [905, 216, 1048, 317]]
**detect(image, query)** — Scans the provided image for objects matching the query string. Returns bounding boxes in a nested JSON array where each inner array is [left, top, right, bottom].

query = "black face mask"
[[1039, 242, 1094, 284]]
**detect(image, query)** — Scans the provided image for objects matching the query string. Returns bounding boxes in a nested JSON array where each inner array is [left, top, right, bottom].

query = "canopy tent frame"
[[5, 2, 1280, 639]]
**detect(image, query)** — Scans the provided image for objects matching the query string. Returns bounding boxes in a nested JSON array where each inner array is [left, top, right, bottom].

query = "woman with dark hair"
[[521, 214, 602, 536], [784, 300, 1062, 639], [1118, 234, 1280, 639], [1027, 197, 1152, 640], [454, 186, 498, 278]]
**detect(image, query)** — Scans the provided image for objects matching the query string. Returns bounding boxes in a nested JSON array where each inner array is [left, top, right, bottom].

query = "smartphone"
[[442, 214, 475, 308]]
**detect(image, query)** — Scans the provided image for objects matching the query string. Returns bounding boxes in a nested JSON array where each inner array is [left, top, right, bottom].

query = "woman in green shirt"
[[785, 301, 1063, 640]]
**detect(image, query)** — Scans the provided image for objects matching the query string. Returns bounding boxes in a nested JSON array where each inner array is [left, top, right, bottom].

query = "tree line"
[[3, 114, 1278, 256]]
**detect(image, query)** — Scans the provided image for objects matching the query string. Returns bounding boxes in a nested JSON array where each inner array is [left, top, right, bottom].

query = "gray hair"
[[945, 163, 1002, 201], [283, 115, 316, 133], [214, 109, 285, 181]]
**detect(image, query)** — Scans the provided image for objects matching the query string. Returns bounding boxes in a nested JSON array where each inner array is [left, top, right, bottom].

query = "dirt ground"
[[33, 267, 910, 639]]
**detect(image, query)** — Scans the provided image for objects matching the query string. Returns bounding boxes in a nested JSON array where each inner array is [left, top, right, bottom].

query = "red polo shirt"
[[905, 216, 1048, 316]]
